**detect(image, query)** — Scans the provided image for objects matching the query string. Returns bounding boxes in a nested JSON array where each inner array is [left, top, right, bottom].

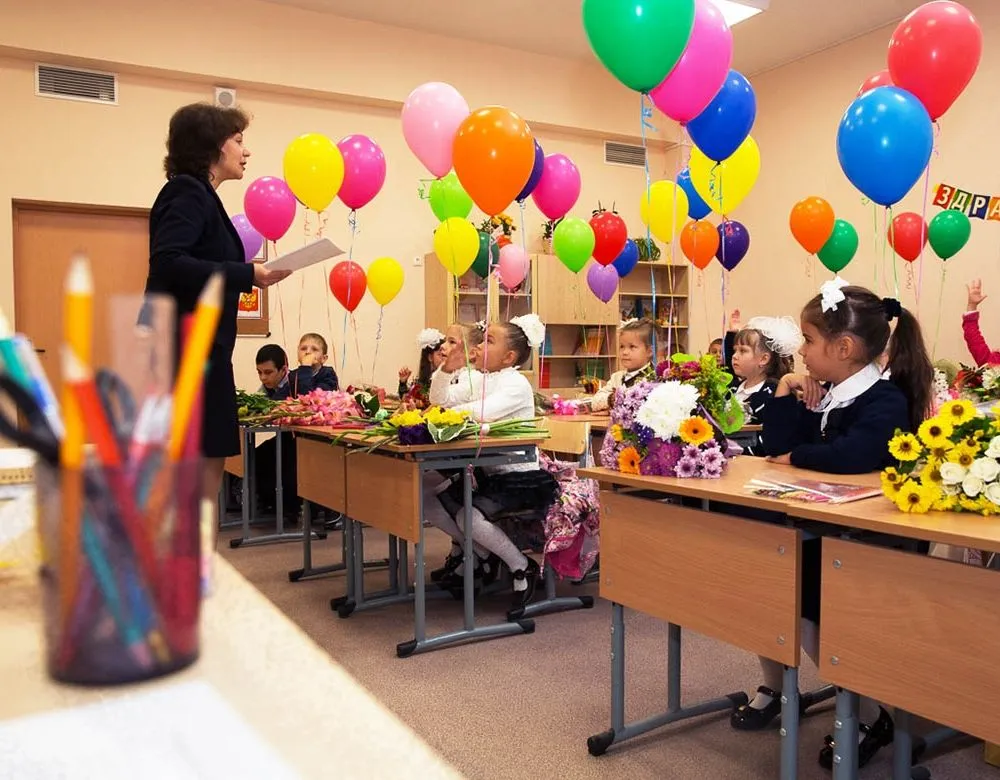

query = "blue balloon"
[[687, 70, 756, 162], [516, 140, 545, 202], [612, 239, 639, 278], [677, 168, 711, 220], [716, 220, 749, 271], [836, 86, 933, 208]]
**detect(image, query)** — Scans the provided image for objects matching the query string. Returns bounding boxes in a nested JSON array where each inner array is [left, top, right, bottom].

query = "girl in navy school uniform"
[[427, 315, 557, 607], [398, 328, 446, 400], [729, 278, 933, 771]]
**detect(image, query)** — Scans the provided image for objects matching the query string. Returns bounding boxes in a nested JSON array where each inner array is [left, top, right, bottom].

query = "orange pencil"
[[58, 256, 92, 643]]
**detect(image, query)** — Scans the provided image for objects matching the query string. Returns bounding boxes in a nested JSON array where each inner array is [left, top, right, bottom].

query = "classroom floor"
[[220, 525, 993, 780]]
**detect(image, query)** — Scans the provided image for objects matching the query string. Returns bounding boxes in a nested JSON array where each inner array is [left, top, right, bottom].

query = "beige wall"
[[706, 0, 1000, 365], [0, 0, 673, 392]]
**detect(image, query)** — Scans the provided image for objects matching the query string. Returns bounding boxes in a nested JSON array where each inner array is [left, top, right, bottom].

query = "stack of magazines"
[[745, 472, 882, 504]]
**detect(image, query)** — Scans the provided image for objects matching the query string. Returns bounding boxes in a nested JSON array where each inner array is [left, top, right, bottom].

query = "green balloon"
[[471, 231, 498, 279], [582, 0, 696, 92], [928, 209, 971, 261], [428, 172, 473, 222], [817, 219, 859, 273], [553, 217, 596, 274]]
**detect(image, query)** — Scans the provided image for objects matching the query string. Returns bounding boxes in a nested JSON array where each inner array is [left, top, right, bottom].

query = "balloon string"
[[932, 265, 947, 359], [871, 202, 879, 292], [341, 210, 359, 373], [371, 308, 384, 386], [350, 313, 365, 380], [640, 92, 658, 355], [888, 206, 900, 300], [272, 240, 288, 351], [916, 131, 936, 314], [474, 234, 497, 462], [317, 210, 329, 238]]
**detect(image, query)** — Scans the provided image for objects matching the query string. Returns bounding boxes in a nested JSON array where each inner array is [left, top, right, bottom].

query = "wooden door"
[[12, 202, 150, 393]]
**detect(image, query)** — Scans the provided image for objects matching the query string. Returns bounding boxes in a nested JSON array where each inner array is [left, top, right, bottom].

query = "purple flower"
[[682, 444, 701, 460], [634, 424, 655, 447], [398, 424, 433, 445], [641, 439, 683, 477], [700, 448, 725, 470], [611, 381, 655, 426], [675, 456, 699, 478], [701, 462, 724, 479], [600, 432, 624, 469]]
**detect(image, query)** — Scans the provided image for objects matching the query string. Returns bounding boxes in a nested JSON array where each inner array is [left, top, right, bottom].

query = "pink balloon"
[[531, 154, 581, 221], [649, 0, 733, 124], [243, 177, 296, 242], [337, 134, 386, 210], [497, 244, 529, 290], [401, 82, 470, 179]]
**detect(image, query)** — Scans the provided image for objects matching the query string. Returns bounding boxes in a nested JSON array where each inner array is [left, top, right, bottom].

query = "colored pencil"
[[58, 255, 92, 648], [15, 334, 64, 438], [0, 308, 33, 393]]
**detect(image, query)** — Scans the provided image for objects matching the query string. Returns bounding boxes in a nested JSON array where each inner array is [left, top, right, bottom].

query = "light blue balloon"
[[677, 168, 711, 221], [836, 86, 933, 208]]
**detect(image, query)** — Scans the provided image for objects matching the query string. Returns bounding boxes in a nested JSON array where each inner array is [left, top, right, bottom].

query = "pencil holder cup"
[[37, 456, 203, 686]]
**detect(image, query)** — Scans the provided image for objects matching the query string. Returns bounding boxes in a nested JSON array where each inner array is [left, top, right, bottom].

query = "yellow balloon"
[[689, 136, 760, 216], [282, 133, 344, 212], [367, 256, 404, 306], [433, 218, 478, 276], [639, 180, 689, 244]]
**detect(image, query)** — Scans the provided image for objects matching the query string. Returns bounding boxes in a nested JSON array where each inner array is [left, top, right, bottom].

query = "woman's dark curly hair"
[[164, 103, 249, 180]]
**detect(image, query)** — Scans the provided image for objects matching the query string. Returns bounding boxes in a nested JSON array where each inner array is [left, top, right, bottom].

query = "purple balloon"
[[586, 261, 619, 303], [612, 239, 639, 278], [232, 213, 263, 262], [516, 140, 545, 202], [716, 220, 750, 271]]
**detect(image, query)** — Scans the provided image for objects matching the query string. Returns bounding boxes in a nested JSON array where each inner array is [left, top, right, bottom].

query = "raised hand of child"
[[398, 366, 412, 382], [300, 353, 318, 368], [728, 308, 742, 332], [967, 279, 987, 312], [777, 373, 826, 411]]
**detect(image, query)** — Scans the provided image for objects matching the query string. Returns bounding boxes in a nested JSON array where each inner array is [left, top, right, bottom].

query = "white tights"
[[421, 473, 488, 559], [455, 506, 528, 574]]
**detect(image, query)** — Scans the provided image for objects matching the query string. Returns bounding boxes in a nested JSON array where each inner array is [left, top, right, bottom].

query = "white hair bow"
[[618, 317, 639, 330], [745, 316, 803, 357], [416, 328, 445, 350], [510, 313, 546, 348], [820, 276, 850, 313]]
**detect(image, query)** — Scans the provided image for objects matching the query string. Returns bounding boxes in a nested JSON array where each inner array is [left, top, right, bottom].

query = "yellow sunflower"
[[940, 399, 976, 426], [678, 416, 714, 446], [917, 418, 954, 449], [618, 446, 641, 475], [927, 442, 954, 460], [979, 497, 997, 516], [932, 493, 958, 512], [888, 433, 922, 462], [920, 458, 944, 485], [879, 467, 903, 494], [894, 480, 938, 513], [959, 495, 983, 513], [610, 424, 624, 442], [946, 441, 979, 468]]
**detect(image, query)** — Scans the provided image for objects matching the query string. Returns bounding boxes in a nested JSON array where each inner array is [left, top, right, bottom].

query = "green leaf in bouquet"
[[426, 420, 470, 443], [717, 396, 745, 435]]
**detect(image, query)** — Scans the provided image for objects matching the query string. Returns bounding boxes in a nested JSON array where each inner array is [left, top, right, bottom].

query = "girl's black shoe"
[[730, 686, 782, 731], [818, 706, 894, 769], [430, 552, 462, 583], [511, 557, 540, 609]]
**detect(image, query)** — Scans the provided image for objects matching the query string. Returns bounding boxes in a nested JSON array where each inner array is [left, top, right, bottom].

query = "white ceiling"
[[259, 0, 919, 76]]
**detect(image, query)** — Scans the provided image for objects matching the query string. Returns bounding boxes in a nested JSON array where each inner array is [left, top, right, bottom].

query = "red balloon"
[[590, 212, 628, 266], [887, 211, 928, 263], [857, 69, 893, 97], [329, 261, 367, 312], [887, 1, 982, 121]]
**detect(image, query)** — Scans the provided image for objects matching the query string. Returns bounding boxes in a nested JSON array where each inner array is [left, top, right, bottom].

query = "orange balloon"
[[453, 106, 535, 216], [680, 219, 719, 270], [789, 197, 835, 255]]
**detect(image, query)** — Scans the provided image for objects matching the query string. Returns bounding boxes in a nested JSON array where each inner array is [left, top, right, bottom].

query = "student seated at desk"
[[253, 344, 299, 516], [588, 318, 656, 412], [398, 328, 445, 406], [425, 315, 557, 608], [289, 332, 339, 396], [729, 316, 800, 455], [730, 278, 933, 770]]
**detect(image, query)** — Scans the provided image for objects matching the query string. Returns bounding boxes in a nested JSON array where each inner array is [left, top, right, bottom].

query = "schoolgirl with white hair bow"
[[589, 317, 658, 412]]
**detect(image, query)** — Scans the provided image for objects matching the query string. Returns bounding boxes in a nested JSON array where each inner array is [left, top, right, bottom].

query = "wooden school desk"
[[0, 507, 460, 779], [579, 458, 1000, 780], [292, 427, 547, 657]]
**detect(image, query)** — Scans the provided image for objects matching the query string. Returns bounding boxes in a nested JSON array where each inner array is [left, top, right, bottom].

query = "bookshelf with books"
[[618, 260, 690, 358]]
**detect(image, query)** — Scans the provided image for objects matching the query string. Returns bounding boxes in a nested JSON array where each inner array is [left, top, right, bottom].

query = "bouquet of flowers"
[[881, 398, 1000, 515], [952, 363, 1000, 405], [345, 385, 389, 419], [656, 353, 744, 434], [346, 406, 546, 451], [237, 389, 362, 427], [601, 380, 728, 479]]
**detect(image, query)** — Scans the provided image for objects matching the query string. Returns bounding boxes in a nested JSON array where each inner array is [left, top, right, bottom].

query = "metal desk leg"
[[396, 465, 534, 658], [398, 540, 409, 597], [780, 665, 800, 780], [275, 429, 284, 534], [329, 516, 401, 614], [388, 534, 399, 593], [893, 709, 913, 780], [588, 607, 747, 757], [831, 689, 860, 780]]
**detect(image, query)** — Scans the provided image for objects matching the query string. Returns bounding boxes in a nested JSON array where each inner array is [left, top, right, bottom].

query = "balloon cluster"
[[232, 130, 402, 315], [789, 197, 859, 274], [837, 1, 982, 207], [888, 210, 972, 264]]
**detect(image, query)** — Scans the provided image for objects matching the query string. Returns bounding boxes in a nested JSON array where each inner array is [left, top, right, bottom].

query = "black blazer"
[[146, 175, 254, 354], [289, 365, 339, 396], [761, 380, 909, 474]]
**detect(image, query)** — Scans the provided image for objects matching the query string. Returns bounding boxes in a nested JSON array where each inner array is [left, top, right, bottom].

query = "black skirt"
[[438, 468, 558, 521], [201, 347, 240, 459]]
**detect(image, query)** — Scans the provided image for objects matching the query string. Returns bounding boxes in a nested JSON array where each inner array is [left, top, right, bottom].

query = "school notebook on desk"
[[745, 472, 882, 504]]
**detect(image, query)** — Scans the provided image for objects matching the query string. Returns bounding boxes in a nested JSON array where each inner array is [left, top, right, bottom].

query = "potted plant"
[[479, 213, 516, 247], [541, 218, 562, 254], [633, 236, 661, 263]]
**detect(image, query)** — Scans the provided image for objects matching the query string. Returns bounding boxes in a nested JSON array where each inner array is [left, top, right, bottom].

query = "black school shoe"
[[510, 557, 540, 609], [818, 706, 894, 769], [731, 686, 782, 731], [431, 552, 463, 583]]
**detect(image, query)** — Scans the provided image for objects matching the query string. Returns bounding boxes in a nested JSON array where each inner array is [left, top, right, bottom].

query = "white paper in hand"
[[263, 238, 342, 273]]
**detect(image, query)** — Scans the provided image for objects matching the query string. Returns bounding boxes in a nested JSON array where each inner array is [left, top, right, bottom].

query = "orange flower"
[[618, 446, 641, 475], [679, 416, 714, 446]]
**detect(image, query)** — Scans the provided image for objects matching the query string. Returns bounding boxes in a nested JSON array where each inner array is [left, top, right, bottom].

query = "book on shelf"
[[744, 472, 882, 504]]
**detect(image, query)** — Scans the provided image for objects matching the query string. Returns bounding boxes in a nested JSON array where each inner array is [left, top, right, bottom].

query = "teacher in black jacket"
[[146, 103, 290, 506]]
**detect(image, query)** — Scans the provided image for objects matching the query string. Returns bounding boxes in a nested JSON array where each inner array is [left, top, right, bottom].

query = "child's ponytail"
[[886, 301, 933, 431]]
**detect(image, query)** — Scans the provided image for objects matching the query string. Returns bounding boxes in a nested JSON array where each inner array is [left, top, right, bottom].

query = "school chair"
[[502, 417, 597, 622]]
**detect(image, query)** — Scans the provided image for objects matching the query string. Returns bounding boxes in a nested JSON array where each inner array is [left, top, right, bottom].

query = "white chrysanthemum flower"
[[969, 457, 1000, 483], [635, 382, 700, 440]]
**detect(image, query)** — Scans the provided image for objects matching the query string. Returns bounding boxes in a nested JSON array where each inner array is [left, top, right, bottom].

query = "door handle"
[[34, 348, 46, 354]]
